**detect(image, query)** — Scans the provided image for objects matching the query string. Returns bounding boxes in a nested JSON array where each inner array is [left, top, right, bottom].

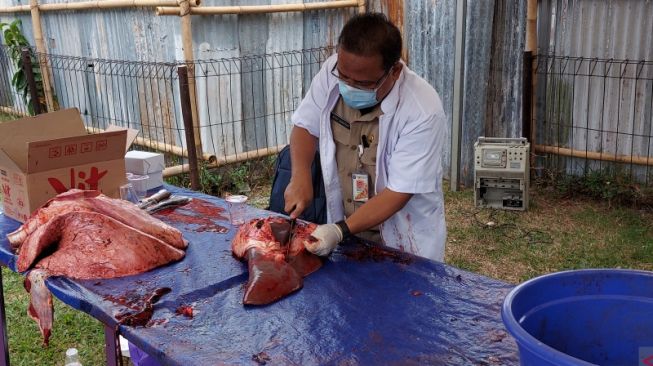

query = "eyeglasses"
[[330, 62, 392, 91]]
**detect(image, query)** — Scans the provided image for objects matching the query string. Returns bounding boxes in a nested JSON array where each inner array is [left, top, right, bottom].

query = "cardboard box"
[[125, 150, 165, 175], [0, 108, 137, 223]]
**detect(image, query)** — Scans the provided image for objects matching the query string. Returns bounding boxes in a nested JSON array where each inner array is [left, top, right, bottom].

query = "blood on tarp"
[[147, 318, 168, 327], [115, 287, 171, 327], [103, 291, 143, 310], [175, 305, 194, 318], [252, 352, 271, 365], [342, 241, 414, 265], [154, 199, 229, 233]]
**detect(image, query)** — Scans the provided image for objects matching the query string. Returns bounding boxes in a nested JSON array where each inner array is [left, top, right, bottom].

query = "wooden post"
[[526, 0, 538, 172], [522, 51, 533, 142], [29, 0, 55, 112], [357, 0, 365, 13], [178, 65, 201, 190], [450, 0, 466, 191], [21, 48, 42, 115], [523, 51, 534, 180], [526, 0, 537, 53], [178, 0, 203, 160]]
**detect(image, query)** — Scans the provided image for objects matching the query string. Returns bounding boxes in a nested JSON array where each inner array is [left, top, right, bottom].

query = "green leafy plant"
[[537, 168, 653, 209], [199, 162, 224, 195], [163, 155, 277, 197], [0, 19, 48, 115], [228, 163, 251, 193]]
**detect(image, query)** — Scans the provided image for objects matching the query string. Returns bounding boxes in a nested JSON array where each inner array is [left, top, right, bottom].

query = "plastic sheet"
[[0, 185, 518, 365]]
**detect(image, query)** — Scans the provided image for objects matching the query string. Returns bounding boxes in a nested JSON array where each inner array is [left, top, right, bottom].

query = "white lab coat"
[[291, 54, 447, 262]]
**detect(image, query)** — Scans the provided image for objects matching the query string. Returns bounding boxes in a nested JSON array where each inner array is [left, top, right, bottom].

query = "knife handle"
[[138, 189, 171, 209]]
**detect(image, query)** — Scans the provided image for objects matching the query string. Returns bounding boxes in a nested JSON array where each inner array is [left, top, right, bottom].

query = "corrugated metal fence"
[[534, 0, 653, 186], [0, 46, 333, 176], [0, 0, 527, 187]]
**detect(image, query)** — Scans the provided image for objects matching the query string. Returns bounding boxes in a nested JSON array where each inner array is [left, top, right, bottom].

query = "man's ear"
[[391, 62, 403, 78]]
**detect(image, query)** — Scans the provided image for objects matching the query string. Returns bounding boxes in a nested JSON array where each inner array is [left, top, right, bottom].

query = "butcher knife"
[[145, 195, 192, 213], [138, 189, 171, 209], [286, 218, 296, 260]]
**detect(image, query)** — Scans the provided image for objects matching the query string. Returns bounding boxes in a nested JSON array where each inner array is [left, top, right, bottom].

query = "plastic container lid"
[[127, 174, 149, 182], [225, 195, 248, 203], [66, 348, 79, 357]]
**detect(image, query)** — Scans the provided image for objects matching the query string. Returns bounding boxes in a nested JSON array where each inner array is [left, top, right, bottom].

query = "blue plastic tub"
[[502, 269, 653, 366]]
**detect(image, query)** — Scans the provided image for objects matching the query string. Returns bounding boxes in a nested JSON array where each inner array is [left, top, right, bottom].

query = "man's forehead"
[[337, 50, 384, 71]]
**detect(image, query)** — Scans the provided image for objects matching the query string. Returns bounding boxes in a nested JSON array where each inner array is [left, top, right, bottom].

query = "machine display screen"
[[482, 148, 506, 168]]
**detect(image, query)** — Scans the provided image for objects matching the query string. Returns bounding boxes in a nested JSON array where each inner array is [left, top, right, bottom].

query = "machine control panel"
[[474, 137, 530, 211]]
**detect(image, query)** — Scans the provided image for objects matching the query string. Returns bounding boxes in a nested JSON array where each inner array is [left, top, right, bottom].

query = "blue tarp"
[[0, 185, 518, 365]]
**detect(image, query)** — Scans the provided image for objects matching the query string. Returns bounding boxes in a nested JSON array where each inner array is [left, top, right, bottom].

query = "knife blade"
[[145, 195, 192, 213], [286, 218, 296, 261]]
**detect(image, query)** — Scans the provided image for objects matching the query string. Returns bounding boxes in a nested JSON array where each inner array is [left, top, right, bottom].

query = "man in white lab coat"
[[284, 12, 447, 262]]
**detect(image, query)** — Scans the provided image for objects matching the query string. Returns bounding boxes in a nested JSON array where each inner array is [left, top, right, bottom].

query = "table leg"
[[0, 268, 10, 366], [104, 325, 119, 366]]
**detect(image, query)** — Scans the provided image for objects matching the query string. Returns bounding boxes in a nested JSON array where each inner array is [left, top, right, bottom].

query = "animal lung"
[[24, 269, 53, 346], [18, 211, 185, 277], [7, 189, 188, 346], [232, 217, 322, 305], [8, 189, 186, 250]]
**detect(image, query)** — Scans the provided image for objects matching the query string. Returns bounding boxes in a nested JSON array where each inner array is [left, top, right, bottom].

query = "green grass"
[[445, 187, 653, 283], [0, 112, 19, 122], [2, 268, 106, 366]]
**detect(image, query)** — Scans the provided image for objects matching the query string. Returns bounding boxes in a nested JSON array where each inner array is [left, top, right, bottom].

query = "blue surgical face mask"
[[338, 81, 379, 109]]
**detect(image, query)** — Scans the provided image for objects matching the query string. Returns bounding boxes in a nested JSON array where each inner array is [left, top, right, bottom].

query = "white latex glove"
[[306, 224, 343, 256]]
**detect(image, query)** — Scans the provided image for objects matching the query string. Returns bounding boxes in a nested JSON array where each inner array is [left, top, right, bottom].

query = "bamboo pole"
[[41, 0, 200, 11], [163, 145, 284, 177], [0, 5, 30, 13], [86, 126, 216, 162], [0, 0, 199, 13], [534, 144, 653, 167], [156, 0, 359, 16], [177, 0, 203, 160], [526, 0, 537, 53], [357, 0, 365, 13], [526, 0, 538, 171], [29, 0, 56, 112], [0, 106, 29, 117]]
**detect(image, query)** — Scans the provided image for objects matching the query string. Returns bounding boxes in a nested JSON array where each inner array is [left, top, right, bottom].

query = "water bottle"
[[64, 348, 83, 366]]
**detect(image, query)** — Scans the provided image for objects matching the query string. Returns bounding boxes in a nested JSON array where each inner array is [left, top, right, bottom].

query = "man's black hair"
[[337, 12, 402, 71]]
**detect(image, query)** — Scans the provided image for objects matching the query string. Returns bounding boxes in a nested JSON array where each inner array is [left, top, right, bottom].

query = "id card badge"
[[352, 172, 369, 202]]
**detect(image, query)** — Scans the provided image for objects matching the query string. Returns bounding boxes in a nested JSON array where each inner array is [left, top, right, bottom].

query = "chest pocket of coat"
[[331, 122, 351, 146], [360, 142, 379, 167]]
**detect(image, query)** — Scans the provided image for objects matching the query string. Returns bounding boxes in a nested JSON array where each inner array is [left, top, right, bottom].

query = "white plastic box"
[[124, 151, 165, 191]]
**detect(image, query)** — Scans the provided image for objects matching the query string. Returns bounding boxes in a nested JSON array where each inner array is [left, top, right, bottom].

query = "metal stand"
[[0, 268, 9, 366], [104, 325, 120, 366]]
